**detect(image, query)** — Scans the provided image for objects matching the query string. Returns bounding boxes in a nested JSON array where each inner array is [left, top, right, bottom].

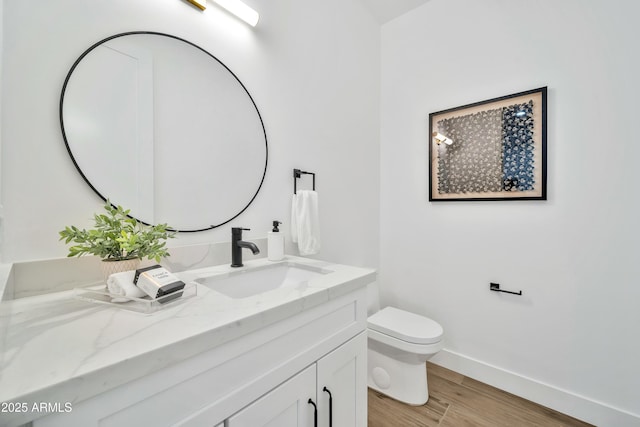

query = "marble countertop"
[[0, 256, 375, 427]]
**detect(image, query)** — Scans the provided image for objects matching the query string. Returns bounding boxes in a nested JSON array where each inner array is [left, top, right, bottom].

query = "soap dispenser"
[[268, 220, 284, 261]]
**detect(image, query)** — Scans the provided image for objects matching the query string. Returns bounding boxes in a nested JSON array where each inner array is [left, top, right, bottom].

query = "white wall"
[[0, 0, 380, 268], [0, 0, 4, 260], [380, 0, 640, 424]]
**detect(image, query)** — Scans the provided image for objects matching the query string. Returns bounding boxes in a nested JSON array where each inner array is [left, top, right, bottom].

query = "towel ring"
[[293, 169, 316, 194]]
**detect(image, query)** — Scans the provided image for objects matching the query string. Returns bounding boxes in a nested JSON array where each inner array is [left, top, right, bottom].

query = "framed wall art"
[[429, 87, 547, 201]]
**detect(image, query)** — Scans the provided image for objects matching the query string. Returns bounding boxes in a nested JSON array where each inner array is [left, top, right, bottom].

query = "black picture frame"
[[429, 87, 547, 201]]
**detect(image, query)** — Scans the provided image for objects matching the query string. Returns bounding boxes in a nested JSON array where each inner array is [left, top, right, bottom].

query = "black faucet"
[[231, 227, 260, 267]]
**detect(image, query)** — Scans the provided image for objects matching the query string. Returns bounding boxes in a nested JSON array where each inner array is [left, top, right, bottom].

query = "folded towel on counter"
[[107, 270, 146, 302], [291, 190, 320, 256]]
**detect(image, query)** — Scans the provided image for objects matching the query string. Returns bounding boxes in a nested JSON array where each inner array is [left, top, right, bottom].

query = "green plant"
[[59, 201, 176, 262]]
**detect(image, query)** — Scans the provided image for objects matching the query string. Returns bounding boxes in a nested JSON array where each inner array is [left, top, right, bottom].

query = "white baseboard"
[[430, 349, 640, 427]]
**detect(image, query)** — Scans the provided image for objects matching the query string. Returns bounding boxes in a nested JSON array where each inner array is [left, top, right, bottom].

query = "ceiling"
[[362, 0, 431, 24]]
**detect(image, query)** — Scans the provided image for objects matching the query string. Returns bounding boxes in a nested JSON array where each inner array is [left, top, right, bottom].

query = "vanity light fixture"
[[212, 0, 259, 26], [186, 0, 207, 10], [432, 132, 454, 146]]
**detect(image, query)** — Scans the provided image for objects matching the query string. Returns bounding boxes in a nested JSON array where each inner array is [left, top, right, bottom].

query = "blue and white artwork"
[[436, 101, 536, 194]]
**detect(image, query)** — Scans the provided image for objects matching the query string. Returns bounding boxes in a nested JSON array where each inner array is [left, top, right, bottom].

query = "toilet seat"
[[368, 306, 443, 345]]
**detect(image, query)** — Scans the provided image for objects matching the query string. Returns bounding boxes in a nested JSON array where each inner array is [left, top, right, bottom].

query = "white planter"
[[100, 258, 141, 283]]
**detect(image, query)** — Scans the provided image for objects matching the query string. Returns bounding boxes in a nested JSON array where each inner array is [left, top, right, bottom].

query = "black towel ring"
[[293, 168, 316, 194]]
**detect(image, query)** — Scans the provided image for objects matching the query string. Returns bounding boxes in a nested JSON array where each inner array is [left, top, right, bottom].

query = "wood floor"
[[368, 363, 594, 427]]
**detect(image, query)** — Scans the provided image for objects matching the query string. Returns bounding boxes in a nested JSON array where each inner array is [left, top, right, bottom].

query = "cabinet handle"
[[323, 387, 333, 427], [308, 398, 318, 427]]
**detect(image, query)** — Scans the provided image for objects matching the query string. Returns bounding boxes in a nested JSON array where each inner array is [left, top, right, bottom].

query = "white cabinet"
[[32, 288, 368, 427], [226, 365, 316, 427], [316, 332, 367, 427], [228, 332, 367, 427]]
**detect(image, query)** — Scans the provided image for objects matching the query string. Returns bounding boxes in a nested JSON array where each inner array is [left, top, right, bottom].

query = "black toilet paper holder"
[[490, 282, 522, 296]]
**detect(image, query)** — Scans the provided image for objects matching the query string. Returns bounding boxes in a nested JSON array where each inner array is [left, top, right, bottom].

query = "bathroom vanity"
[[0, 257, 375, 427]]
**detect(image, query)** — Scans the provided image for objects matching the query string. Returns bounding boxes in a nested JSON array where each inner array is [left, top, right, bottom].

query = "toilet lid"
[[368, 306, 443, 345]]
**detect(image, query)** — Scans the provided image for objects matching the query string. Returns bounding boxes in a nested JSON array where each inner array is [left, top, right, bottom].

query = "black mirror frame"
[[59, 31, 268, 232]]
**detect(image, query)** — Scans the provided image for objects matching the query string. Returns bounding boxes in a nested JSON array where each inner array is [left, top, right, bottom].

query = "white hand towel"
[[107, 270, 146, 302], [291, 190, 320, 256]]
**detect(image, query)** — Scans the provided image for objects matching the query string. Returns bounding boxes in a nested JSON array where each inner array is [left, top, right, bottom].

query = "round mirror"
[[60, 32, 268, 232]]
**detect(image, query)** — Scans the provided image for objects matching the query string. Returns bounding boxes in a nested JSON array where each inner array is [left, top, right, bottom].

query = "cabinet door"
[[226, 365, 316, 427], [316, 332, 367, 427]]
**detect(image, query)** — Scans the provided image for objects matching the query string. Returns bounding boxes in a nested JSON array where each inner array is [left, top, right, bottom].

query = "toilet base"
[[367, 346, 429, 406]]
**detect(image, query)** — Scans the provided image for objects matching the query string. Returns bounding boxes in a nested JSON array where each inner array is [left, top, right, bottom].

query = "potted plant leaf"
[[59, 201, 176, 281]]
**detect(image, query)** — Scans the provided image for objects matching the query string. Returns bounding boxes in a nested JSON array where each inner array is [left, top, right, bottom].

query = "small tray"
[[73, 282, 197, 314]]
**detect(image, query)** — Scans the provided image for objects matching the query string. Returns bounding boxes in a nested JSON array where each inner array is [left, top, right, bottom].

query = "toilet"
[[366, 285, 444, 406]]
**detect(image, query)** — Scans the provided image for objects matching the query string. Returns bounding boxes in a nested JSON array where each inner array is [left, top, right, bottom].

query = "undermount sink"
[[195, 262, 333, 299]]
